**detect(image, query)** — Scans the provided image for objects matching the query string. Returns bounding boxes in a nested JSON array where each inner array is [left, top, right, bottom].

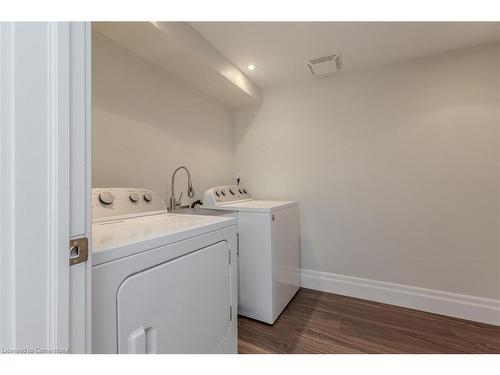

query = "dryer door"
[[117, 241, 231, 353]]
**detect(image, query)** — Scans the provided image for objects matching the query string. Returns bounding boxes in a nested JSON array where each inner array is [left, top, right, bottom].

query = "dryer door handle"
[[129, 327, 146, 354]]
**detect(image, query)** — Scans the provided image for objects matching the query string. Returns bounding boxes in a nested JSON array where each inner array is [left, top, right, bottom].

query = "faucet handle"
[[188, 182, 194, 198]]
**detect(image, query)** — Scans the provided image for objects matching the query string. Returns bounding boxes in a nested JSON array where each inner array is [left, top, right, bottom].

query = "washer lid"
[[218, 200, 297, 213], [92, 213, 236, 266]]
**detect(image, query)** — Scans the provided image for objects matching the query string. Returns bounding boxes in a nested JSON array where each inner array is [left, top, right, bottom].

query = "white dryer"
[[202, 186, 300, 324], [91, 188, 238, 354]]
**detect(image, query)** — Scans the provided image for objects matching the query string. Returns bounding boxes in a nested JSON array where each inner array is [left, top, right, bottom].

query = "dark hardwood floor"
[[238, 288, 500, 354]]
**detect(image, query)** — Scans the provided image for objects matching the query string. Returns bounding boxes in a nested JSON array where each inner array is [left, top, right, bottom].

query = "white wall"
[[92, 32, 499, 304], [234, 43, 500, 300], [92, 31, 234, 204]]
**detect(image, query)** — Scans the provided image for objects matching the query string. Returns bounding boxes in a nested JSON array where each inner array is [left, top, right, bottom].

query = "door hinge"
[[229, 306, 233, 321], [229, 248, 231, 265], [69, 237, 88, 266]]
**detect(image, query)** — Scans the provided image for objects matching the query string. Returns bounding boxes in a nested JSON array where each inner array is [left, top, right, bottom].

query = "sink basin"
[[169, 207, 236, 216]]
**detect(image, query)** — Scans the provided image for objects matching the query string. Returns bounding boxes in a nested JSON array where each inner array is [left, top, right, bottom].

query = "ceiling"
[[191, 22, 500, 89], [93, 22, 262, 108]]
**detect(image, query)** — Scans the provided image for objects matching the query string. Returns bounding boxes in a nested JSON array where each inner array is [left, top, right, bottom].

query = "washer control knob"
[[99, 191, 115, 205], [221, 190, 226, 196], [229, 188, 236, 195], [143, 192, 152, 202], [215, 190, 220, 197], [129, 193, 139, 203]]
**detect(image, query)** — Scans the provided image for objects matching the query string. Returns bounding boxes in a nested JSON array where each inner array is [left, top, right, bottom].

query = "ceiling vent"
[[308, 53, 342, 78]]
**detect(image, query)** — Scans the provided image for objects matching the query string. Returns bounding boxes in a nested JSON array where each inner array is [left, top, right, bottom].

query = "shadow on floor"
[[238, 288, 322, 354]]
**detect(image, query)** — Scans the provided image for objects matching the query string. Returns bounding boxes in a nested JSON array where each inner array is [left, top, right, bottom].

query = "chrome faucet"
[[169, 166, 194, 211]]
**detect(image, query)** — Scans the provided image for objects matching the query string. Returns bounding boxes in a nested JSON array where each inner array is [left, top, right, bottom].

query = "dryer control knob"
[[143, 192, 152, 202], [215, 190, 220, 197], [229, 188, 236, 195], [129, 193, 139, 203], [99, 191, 115, 205]]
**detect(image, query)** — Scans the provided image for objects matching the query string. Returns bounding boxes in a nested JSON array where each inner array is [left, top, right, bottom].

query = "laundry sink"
[[169, 207, 236, 216]]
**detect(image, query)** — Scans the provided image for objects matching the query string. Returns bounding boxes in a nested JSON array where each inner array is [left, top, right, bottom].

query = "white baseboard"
[[300, 268, 500, 326]]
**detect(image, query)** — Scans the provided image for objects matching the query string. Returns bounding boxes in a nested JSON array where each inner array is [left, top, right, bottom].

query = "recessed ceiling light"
[[247, 64, 256, 71]]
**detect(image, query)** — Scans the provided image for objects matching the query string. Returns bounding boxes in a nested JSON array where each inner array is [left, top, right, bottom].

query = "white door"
[[117, 242, 232, 354], [0, 22, 91, 353]]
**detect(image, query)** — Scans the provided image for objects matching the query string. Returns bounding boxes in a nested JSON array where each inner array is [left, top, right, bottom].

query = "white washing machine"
[[202, 186, 300, 324], [91, 188, 238, 354]]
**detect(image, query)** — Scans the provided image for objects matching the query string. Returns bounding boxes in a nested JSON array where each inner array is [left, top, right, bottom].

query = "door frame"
[[0, 21, 91, 354]]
